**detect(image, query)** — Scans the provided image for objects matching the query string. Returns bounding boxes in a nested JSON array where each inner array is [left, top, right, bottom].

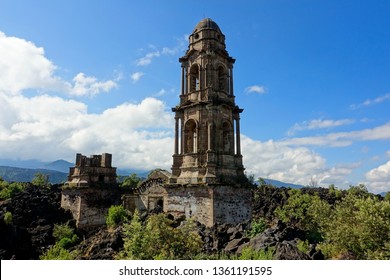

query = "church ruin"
[[62, 18, 252, 228], [124, 18, 252, 226]]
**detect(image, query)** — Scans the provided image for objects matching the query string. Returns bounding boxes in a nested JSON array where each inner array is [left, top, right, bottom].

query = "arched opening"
[[184, 119, 197, 153], [217, 65, 228, 92], [189, 64, 200, 92], [222, 121, 234, 154]]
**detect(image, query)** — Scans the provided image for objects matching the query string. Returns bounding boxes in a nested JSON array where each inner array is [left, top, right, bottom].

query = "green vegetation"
[[247, 217, 267, 238], [236, 246, 275, 260], [52, 223, 78, 249], [40, 244, 77, 260], [3, 211, 13, 225], [32, 173, 49, 187], [106, 205, 130, 228], [118, 211, 202, 260], [0, 177, 26, 200], [273, 185, 390, 259], [274, 189, 330, 241], [40, 223, 78, 260], [121, 173, 142, 189], [319, 193, 390, 259]]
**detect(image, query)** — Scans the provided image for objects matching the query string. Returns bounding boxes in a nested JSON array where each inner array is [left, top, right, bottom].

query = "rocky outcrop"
[[73, 226, 123, 260], [0, 184, 73, 259]]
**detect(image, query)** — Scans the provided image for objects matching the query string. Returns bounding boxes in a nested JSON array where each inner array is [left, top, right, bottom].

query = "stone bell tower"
[[171, 18, 245, 185], [127, 19, 252, 227]]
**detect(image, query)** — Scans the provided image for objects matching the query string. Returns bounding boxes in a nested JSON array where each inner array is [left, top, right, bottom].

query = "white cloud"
[[0, 31, 65, 95], [365, 161, 390, 193], [284, 122, 390, 147], [245, 85, 266, 94], [0, 31, 117, 97], [153, 89, 166, 97], [241, 135, 355, 187], [130, 72, 144, 83], [0, 93, 174, 170], [351, 92, 390, 109], [135, 35, 187, 67], [136, 50, 161, 66], [287, 118, 355, 136], [68, 73, 117, 97]]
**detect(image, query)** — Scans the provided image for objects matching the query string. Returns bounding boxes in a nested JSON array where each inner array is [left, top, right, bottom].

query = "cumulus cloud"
[[0, 93, 174, 169], [0, 31, 64, 95], [287, 119, 355, 136], [245, 85, 266, 94], [365, 161, 390, 193], [130, 72, 144, 83], [68, 73, 117, 97], [241, 135, 355, 187], [0, 31, 117, 97]]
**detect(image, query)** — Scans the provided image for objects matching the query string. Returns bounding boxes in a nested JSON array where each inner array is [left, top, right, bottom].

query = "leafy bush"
[[119, 211, 202, 260], [40, 244, 76, 260], [319, 194, 390, 259], [40, 223, 78, 259], [32, 173, 49, 187], [106, 205, 129, 228], [237, 246, 274, 260], [52, 223, 78, 249], [3, 211, 13, 225], [248, 217, 267, 237], [275, 190, 331, 241], [296, 240, 310, 254], [121, 173, 142, 189], [0, 180, 26, 200]]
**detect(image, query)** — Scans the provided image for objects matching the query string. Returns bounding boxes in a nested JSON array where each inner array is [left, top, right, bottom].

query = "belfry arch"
[[184, 119, 197, 153]]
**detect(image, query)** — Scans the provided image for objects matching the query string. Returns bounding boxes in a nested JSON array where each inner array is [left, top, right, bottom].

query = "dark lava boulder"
[[0, 184, 73, 259]]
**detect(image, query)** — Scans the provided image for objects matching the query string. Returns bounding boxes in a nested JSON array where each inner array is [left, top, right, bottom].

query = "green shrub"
[[238, 246, 274, 260], [52, 223, 78, 249], [297, 240, 310, 254], [0, 181, 25, 200], [248, 217, 267, 237], [275, 190, 330, 241], [40, 244, 76, 260], [319, 194, 390, 259], [106, 205, 129, 228], [119, 211, 202, 260], [32, 173, 49, 187], [121, 173, 142, 189], [4, 211, 12, 225]]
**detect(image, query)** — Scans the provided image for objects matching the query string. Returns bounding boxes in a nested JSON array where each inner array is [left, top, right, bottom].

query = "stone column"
[[235, 116, 241, 155], [180, 117, 184, 154], [181, 65, 185, 95], [174, 116, 179, 155], [229, 66, 234, 96]]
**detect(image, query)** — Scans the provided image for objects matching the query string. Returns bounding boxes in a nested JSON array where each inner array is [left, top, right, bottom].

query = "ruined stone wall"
[[61, 188, 121, 229], [213, 185, 252, 224], [165, 185, 213, 226]]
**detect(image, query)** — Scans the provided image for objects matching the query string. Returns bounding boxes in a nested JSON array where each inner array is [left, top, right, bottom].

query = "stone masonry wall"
[[61, 188, 121, 229], [213, 185, 252, 224]]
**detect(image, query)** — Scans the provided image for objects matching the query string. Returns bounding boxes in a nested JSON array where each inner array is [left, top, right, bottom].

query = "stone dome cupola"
[[189, 18, 226, 50]]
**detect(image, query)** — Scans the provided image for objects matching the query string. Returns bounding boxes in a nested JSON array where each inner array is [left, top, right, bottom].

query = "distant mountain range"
[[263, 178, 305, 189], [0, 158, 304, 188], [0, 158, 150, 183]]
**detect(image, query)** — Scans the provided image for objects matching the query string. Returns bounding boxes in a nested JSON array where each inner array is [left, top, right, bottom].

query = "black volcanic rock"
[[0, 184, 73, 259]]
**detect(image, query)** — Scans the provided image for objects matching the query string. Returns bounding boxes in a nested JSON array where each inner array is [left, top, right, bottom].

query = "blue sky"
[[0, 0, 389, 193]]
